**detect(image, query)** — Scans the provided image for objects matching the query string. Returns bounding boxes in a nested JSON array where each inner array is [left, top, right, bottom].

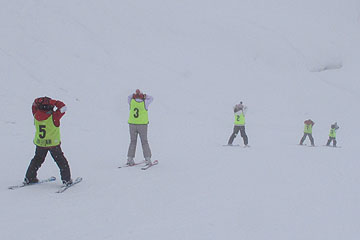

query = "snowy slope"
[[1, 1, 360, 239]]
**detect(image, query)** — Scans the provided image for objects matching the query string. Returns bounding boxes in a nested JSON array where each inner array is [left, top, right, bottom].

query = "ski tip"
[[141, 160, 159, 170], [75, 177, 82, 182]]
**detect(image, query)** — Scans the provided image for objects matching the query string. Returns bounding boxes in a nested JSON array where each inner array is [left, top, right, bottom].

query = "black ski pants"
[[25, 145, 71, 182], [300, 133, 315, 146], [228, 125, 248, 145], [326, 137, 337, 147]]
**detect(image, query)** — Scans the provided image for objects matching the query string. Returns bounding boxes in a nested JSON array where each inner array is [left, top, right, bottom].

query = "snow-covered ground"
[[1, 1, 360, 239]]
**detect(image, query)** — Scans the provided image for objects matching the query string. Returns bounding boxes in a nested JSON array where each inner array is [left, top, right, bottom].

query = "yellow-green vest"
[[128, 99, 149, 124], [329, 129, 336, 138], [304, 124, 313, 134], [34, 115, 61, 147], [234, 112, 245, 125]]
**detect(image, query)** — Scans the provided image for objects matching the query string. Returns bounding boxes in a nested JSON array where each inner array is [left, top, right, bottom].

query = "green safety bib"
[[34, 115, 61, 147], [128, 99, 149, 124], [234, 112, 245, 125], [329, 129, 336, 138], [304, 124, 313, 134]]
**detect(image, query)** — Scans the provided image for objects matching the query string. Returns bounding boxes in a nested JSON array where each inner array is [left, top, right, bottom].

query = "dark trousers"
[[228, 125, 248, 145], [25, 145, 71, 182], [326, 137, 337, 147], [300, 133, 315, 146]]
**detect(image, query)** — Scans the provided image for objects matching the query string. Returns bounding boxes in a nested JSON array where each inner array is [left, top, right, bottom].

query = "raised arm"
[[144, 94, 153, 110], [50, 99, 66, 127]]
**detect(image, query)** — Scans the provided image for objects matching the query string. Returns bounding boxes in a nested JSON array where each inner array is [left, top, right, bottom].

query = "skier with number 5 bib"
[[126, 89, 154, 166], [24, 97, 72, 186]]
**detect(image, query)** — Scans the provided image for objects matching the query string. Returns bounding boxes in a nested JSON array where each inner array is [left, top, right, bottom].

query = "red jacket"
[[304, 119, 315, 126], [32, 98, 66, 127]]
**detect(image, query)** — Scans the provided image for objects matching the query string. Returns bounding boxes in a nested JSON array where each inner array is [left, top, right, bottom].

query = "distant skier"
[[126, 89, 154, 166], [326, 122, 339, 147], [227, 101, 249, 146], [299, 119, 315, 146], [24, 97, 72, 186]]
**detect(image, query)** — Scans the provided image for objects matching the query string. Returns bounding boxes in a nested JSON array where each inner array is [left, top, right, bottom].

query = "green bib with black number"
[[304, 124, 313, 134], [329, 129, 336, 138], [34, 115, 61, 147], [128, 99, 149, 124], [234, 112, 245, 125]]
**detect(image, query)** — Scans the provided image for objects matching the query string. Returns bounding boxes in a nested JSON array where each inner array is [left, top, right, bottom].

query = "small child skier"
[[299, 119, 315, 146], [126, 89, 154, 166], [24, 96, 72, 186], [227, 101, 249, 146], [326, 122, 339, 147]]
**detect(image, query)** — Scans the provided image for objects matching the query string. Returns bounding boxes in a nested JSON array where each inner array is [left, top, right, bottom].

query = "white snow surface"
[[1, 1, 360, 239]]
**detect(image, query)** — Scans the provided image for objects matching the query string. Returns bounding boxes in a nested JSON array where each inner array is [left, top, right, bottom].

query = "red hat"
[[133, 89, 144, 100]]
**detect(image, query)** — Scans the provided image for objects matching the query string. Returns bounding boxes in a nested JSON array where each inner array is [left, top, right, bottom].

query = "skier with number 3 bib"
[[24, 97, 72, 186], [126, 89, 154, 166]]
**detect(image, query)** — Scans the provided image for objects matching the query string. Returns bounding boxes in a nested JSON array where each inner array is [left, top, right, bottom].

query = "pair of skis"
[[223, 144, 250, 148], [298, 144, 342, 148], [118, 160, 159, 170], [8, 176, 82, 193]]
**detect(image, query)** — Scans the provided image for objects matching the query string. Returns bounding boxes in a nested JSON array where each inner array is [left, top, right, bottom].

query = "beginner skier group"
[[225, 102, 339, 148], [298, 119, 339, 147], [19, 89, 155, 189], [16, 89, 340, 190]]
